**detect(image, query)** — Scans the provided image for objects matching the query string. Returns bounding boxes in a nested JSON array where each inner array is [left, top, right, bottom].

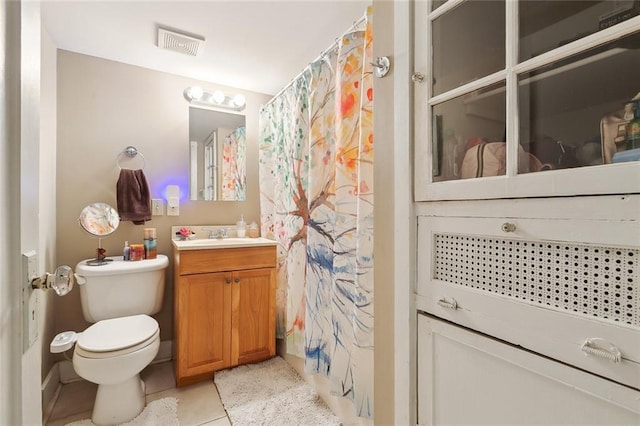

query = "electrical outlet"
[[166, 186, 179, 216], [22, 251, 38, 351], [167, 204, 179, 216], [151, 199, 163, 215]]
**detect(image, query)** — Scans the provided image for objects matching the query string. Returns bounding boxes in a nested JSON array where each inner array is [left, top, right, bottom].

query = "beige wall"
[[372, 1, 395, 424], [54, 51, 272, 344]]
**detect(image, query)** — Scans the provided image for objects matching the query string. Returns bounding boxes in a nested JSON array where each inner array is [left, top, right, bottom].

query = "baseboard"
[[57, 339, 173, 384], [152, 339, 173, 364], [59, 358, 80, 383], [41, 362, 62, 424]]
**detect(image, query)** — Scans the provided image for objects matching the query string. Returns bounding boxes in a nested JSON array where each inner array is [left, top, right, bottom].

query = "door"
[[176, 271, 231, 382], [231, 268, 276, 366], [204, 131, 217, 201]]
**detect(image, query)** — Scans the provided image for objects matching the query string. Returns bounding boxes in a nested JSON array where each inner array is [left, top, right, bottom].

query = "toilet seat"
[[75, 314, 159, 358], [75, 329, 159, 359]]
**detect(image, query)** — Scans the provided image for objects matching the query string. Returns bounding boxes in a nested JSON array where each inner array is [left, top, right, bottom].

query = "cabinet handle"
[[225, 278, 231, 284], [411, 72, 425, 83], [437, 297, 458, 310], [501, 222, 516, 233], [580, 338, 622, 363], [234, 277, 240, 283]]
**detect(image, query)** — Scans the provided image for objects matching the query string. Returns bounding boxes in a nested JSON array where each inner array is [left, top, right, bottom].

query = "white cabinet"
[[414, 195, 640, 422], [415, 198, 640, 390], [417, 314, 640, 425], [413, 0, 640, 201], [412, 3, 640, 423]]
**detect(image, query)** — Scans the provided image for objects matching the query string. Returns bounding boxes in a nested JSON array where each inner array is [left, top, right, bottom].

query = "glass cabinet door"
[[432, 0, 505, 97], [415, 0, 640, 201], [518, 31, 640, 172]]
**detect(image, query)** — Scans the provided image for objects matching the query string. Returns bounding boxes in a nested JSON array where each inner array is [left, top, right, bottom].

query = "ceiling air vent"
[[157, 28, 204, 56]]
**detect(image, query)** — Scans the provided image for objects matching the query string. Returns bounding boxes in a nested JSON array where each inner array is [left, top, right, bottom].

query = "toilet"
[[50, 255, 169, 425]]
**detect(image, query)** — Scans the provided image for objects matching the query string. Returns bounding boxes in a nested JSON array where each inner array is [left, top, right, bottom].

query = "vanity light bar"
[[183, 86, 246, 112]]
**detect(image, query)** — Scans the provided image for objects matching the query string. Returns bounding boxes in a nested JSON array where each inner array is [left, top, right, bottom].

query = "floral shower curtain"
[[258, 8, 373, 418], [221, 126, 246, 200]]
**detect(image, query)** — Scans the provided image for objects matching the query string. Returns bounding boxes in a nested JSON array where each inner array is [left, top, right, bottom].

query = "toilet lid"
[[77, 314, 158, 352]]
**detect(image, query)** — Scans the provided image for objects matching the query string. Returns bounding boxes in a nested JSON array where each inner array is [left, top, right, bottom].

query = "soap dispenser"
[[236, 214, 247, 238]]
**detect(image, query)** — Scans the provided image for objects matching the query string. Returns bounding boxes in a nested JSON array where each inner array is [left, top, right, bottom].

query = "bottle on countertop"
[[237, 214, 247, 238], [123, 241, 130, 261], [248, 222, 260, 238]]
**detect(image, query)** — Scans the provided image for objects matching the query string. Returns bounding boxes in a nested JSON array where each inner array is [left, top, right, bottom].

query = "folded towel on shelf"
[[116, 169, 151, 225]]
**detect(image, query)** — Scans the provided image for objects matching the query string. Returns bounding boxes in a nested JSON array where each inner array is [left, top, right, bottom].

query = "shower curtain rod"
[[263, 14, 367, 108]]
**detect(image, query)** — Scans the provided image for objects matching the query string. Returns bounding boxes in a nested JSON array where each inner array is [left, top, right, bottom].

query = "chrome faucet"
[[201, 227, 228, 239]]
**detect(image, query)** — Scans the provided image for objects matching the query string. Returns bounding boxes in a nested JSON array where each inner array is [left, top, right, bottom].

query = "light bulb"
[[212, 90, 225, 104], [188, 86, 203, 100], [233, 94, 246, 107]]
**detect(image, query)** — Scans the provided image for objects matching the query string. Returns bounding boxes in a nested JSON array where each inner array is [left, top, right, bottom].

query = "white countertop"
[[171, 236, 277, 251]]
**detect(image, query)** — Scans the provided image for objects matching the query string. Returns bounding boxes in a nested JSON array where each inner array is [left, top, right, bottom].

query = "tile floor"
[[45, 361, 231, 426]]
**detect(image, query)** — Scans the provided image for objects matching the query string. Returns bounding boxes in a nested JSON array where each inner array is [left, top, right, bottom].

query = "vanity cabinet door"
[[231, 268, 276, 366], [175, 271, 232, 385]]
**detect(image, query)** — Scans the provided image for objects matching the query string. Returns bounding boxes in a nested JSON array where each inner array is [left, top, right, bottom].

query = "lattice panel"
[[434, 234, 639, 327]]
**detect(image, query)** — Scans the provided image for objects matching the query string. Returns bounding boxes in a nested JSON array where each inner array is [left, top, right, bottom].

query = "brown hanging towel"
[[116, 169, 152, 225]]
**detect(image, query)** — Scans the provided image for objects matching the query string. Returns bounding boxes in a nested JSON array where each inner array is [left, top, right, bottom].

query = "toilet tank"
[[75, 255, 169, 322]]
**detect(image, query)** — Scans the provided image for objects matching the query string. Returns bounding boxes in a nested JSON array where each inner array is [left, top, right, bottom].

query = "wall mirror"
[[189, 107, 246, 201]]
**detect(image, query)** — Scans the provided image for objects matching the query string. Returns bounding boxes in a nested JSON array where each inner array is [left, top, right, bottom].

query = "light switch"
[[151, 199, 163, 215]]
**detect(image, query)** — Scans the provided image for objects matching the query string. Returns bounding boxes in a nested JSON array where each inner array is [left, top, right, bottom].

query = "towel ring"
[[116, 146, 146, 170]]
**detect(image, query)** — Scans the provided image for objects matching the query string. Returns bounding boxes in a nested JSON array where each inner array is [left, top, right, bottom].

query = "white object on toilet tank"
[[74, 254, 169, 323]]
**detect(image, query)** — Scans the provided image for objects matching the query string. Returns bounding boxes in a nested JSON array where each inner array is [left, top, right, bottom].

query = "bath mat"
[[214, 356, 340, 426], [65, 397, 178, 426]]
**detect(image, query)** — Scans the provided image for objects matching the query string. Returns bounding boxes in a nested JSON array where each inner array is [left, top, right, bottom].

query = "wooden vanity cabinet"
[[173, 245, 276, 386]]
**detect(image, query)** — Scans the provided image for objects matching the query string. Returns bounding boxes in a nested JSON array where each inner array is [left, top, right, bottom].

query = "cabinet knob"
[[501, 222, 516, 233], [411, 72, 425, 83], [234, 277, 240, 283], [225, 278, 231, 284]]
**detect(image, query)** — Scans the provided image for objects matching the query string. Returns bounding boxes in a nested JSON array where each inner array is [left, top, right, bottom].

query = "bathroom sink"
[[172, 237, 277, 251]]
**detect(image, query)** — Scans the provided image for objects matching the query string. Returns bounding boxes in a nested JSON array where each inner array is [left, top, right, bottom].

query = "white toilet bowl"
[[50, 255, 169, 425], [71, 314, 160, 425]]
